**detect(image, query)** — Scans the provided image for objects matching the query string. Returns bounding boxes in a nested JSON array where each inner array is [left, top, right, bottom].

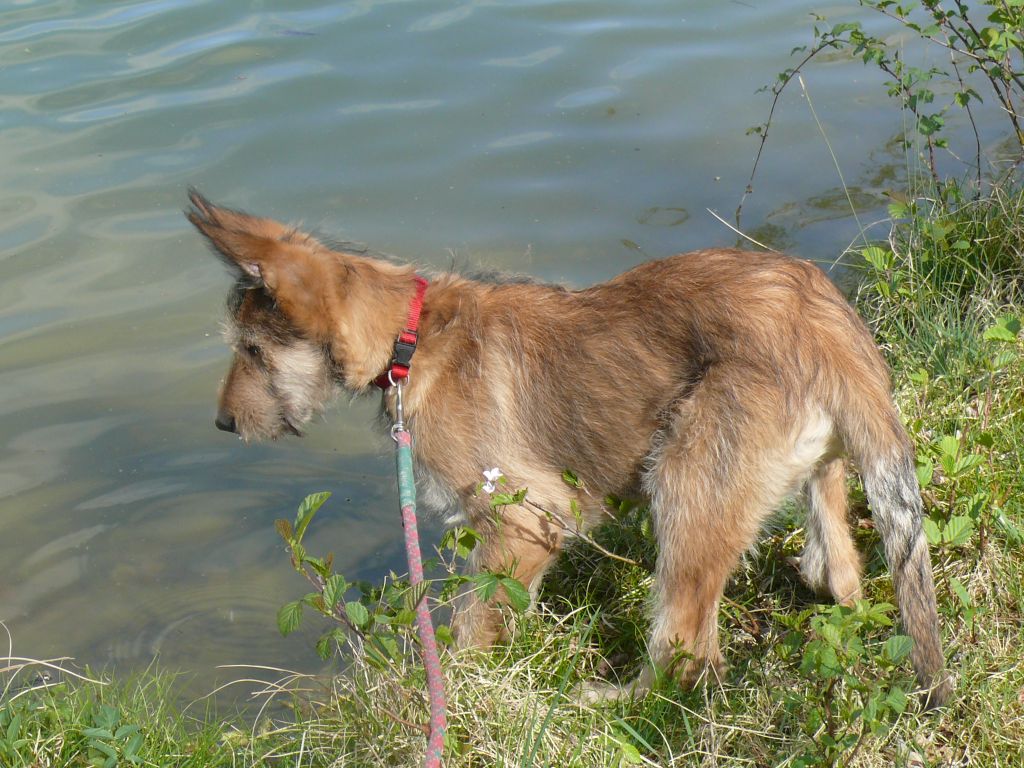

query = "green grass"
[[3, 183, 1022, 767]]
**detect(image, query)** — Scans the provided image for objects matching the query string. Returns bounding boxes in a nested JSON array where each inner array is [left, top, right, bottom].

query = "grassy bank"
[[4, 184, 1022, 767]]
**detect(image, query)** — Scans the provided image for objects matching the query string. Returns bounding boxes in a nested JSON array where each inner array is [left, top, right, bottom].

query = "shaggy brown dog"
[[187, 191, 950, 707]]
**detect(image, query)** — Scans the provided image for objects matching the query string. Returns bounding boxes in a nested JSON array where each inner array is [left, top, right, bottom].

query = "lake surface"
[[0, 0, 1004, 697]]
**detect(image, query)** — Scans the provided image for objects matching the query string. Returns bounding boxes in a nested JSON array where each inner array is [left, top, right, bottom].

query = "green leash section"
[[392, 381, 447, 766]]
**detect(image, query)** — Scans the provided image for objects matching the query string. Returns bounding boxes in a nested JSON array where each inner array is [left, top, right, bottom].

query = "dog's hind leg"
[[583, 366, 830, 703], [800, 457, 862, 605]]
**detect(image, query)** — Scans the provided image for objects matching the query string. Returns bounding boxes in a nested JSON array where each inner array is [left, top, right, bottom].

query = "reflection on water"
[[0, 0, 1003, 696]]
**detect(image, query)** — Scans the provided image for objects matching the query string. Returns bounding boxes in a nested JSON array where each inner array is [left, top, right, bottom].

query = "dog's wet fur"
[[188, 190, 951, 707]]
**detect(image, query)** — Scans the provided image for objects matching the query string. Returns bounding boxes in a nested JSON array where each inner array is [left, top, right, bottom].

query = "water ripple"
[[0, 0, 190, 43], [338, 99, 443, 116], [488, 131, 555, 149], [485, 46, 563, 68]]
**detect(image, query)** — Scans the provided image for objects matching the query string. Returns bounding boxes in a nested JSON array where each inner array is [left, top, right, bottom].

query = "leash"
[[380, 275, 446, 766], [391, 381, 447, 768]]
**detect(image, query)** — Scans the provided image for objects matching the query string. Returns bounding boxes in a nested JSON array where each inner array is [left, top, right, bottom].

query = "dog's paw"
[[571, 676, 650, 707]]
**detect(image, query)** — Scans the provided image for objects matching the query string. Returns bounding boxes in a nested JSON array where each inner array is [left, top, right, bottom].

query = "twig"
[[380, 704, 430, 735], [519, 497, 643, 567], [736, 41, 837, 225]]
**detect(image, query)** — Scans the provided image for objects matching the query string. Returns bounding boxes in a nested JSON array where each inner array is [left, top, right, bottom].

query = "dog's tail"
[[860, 443, 951, 707], [825, 335, 951, 707]]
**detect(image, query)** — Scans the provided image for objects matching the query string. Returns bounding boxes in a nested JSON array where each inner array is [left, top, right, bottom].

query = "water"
[[0, 0, 1003, 695]]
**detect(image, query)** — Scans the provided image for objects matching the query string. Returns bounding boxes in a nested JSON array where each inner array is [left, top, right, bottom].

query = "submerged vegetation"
[[4, 4, 1023, 767]]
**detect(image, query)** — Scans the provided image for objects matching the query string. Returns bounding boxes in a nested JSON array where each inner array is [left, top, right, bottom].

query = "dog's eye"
[[244, 344, 261, 358]]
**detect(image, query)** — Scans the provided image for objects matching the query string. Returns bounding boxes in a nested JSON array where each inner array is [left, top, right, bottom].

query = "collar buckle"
[[375, 276, 428, 390]]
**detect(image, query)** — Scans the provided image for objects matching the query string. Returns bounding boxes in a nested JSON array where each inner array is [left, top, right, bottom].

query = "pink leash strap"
[[393, 386, 446, 766]]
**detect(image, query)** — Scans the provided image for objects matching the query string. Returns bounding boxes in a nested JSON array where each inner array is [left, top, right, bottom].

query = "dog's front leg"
[[452, 501, 564, 648]]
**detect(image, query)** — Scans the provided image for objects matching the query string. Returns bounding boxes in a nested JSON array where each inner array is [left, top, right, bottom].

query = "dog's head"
[[186, 190, 415, 441]]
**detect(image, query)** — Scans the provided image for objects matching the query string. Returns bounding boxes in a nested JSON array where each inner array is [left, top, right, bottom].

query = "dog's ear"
[[186, 189, 351, 339], [185, 189, 322, 292]]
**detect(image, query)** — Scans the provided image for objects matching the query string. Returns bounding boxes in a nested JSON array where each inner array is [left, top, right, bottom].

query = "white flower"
[[481, 467, 503, 494]]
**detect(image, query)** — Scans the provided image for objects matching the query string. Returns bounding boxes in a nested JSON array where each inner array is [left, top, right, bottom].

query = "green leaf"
[[818, 621, 842, 647], [965, 492, 990, 519], [940, 453, 957, 477], [365, 634, 399, 668], [885, 685, 908, 714], [83, 728, 115, 741], [915, 456, 934, 487], [984, 315, 1022, 342], [315, 633, 332, 660], [500, 576, 531, 612], [887, 201, 909, 219], [113, 724, 139, 740], [817, 645, 842, 678], [404, 581, 430, 612], [607, 729, 643, 764], [990, 349, 1017, 370], [942, 515, 974, 547], [93, 705, 120, 731], [435, 624, 455, 647], [124, 732, 144, 760], [321, 574, 347, 612], [344, 600, 370, 629], [862, 245, 893, 272], [883, 634, 913, 663], [473, 572, 501, 602], [864, 601, 895, 626], [569, 499, 584, 529], [277, 600, 303, 636], [87, 740, 118, 759], [953, 453, 984, 475], [995, 510, 1023, 546], [950, 577, 973, 608], [441, 526, 482, 559], [984, 325, 1019, 343], [937, 434, 960, 459], [393, 607, 417, 626], [304, 556, 330, 579], [294, 492, 331, 543], [776, 632, 803, 660], [489, 488, 527, 508], [922, 516, 941, 545], [917, 113, 945, 136], [5, 713, 21, 744], [561, 469, 584, 488], [618, 740, 643, 764]]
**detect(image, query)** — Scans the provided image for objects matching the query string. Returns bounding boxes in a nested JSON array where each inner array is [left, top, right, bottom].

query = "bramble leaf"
[[294, 492, 331, 543], [277, 600, 303, 636]]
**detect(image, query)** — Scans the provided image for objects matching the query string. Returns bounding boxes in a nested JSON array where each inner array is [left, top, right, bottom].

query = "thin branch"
[[518, 497, 643, 567], [736, 40, 839, 224]]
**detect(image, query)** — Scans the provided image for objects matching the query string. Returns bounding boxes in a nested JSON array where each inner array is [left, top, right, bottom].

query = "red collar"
[[374, 275, 429, 389]]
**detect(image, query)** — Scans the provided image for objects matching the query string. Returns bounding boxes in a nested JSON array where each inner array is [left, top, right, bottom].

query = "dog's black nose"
[[215, 413, 237, 433]]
